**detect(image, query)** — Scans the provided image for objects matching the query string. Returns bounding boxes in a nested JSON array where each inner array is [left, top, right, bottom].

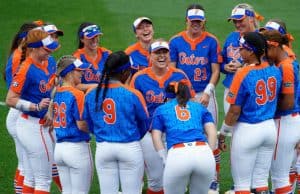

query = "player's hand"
[[43, 112, 53, 128], [224, 60, 242, 73], [38, 98, 51, 111], [199, 93, 210, 107], [218, 134, 227, 152]]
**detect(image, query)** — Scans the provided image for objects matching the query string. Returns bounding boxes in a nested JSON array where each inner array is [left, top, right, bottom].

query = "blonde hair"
[[233, 3, 264, 29], [56, 55, 78, 77]]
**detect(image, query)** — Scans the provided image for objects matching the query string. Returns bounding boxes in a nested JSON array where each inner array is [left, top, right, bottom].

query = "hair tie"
[[33, 20, 44, 26], [287, 33, 294, 42], [266, 40, 279, 47], [169, 82, 179, 94], [254, 12, 264, 21]]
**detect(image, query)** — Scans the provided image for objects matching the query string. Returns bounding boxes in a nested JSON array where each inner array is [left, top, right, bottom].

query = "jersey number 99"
[[255, 77, 277, 105]]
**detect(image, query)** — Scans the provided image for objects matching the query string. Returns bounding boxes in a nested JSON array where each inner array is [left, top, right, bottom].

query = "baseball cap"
[[27, 35, 60, 51], [186, 9, 205, 21], [133, 17, 152, 31], [59, 59, 90, 77], [259, 21, 286, 35], [150, 40, 169, 52], [80, 24, 102, 39], [228, 8, 255, 21], [43, 24, 64, 36]]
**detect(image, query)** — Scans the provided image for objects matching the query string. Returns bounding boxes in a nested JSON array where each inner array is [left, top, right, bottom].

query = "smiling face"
[[186, 19, 204, 37], [135, 21, 154, 43], [81, 35, 99, 51], [150, 48, 170, 70], [32, 47, 52, 62], [233, 17, 254, 35]]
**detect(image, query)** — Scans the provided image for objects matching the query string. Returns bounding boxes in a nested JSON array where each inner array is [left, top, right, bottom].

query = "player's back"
[[227, 62, 282, 123], [53, 86, 90, 143], [84, 82, 149, 143]]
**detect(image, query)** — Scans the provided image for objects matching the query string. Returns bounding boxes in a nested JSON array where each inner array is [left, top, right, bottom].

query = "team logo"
[[227, 44, 240, 60], [179, 52, 208, 65], [228, 91, 235, 98], [84, 69, 101, 82], [12, 81, 19, 87], [146, 90, 164, 103], [283, 82, 292, 87], [39, 80, 52, 93]]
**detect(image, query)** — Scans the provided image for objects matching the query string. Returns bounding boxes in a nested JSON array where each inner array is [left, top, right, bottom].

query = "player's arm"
[[76, 120, 89, 133], [6, 89, 50, 112], [75, 83, 98, 93], [278, 94, 294, 110], [204, 122, 217, 150], [151, 129, 167, 163]]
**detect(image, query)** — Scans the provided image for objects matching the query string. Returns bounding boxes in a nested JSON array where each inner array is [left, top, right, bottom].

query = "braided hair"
[[95, 51, 131, 111]]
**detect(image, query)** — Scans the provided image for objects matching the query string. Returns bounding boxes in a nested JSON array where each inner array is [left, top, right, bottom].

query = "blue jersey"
[[84, 82, 149, 143], [152, 99, 213, 150], [275, 58, 299, 116], [5, 50, 56, 89], [227, 62, 282, 123], [130, 66, 194, 117], [221, 31, 243, 88], [169, 31, 222, 92], [53, 86, 90, 143], [73, 47, 111, 84], [10, 57, 56, 118], [125, 42, 150, 71]]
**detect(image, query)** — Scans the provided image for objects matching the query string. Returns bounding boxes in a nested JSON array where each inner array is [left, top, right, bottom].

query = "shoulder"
[[73, 48, 84, 58], [205, 31, 220, 42], [125, 42, 139, 55], [130, 68, 150, 83], [99, 47, 112, 54], [169, 31, 185, 42]]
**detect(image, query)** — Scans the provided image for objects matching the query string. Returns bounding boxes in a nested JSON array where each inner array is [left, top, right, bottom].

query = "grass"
[[0, 0, 299, 193]]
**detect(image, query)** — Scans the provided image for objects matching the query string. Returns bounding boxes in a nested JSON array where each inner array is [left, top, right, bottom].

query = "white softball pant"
[[95, 141, 144, 194], [140, 132, 164, 191], [195, 91, 218, 126], [163, 142, 215, 194], [6, 108, 24, 173], [271, 113, 300, 191], [54, 141, 93, 194], [16, 114, 54, 192], [223, 87, 230, 114], [231, 119, 277, 191]]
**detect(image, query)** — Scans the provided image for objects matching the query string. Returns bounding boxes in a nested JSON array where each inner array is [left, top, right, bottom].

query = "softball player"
[[130, 39, 194, 194], [52, 56, 93, 194], [169, 4, 222, 192], [4, 22, 39, 194], [262, 30, 300, 194], [151, 81, 217, 194], [125, 17, 153, 74], [6, 29, 60, 194], [221, 3, 264, 114], [73, 22, 111, 92], [84, 51, 149, 194], [219, 32, 282, 193]]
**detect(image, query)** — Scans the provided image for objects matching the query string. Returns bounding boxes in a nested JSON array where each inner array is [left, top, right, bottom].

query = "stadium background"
[[0, 0, 299, 193]]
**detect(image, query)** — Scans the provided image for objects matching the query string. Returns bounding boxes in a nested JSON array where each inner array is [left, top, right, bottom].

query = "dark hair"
[[77, 22, 95, 49], [166, 81, 191, 107], [186, 3, 205, 12], [262, 30, 289, 47], [9, 22, 38, 55], [243, 32, 268, 64], [95, 51, 130, 111]]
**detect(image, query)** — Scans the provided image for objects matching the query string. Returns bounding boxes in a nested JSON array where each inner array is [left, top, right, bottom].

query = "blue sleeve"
[[83, 94, 94, 134], [169, 39, 178, 64], [5, 55, 13, 89], [209, 38, 219, 64], [72, 96, 81, 121], [134, 94, 150, 138], [151, 109, 165, 132], [201, 108, 214, 125]]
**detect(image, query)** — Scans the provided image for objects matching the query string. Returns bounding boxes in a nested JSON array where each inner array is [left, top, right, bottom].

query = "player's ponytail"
[[95, 51, 131, 111], [166, 80, 191, 107]]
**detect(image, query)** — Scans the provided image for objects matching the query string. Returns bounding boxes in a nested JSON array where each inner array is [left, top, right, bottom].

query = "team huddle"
[[4, 2, 300, 194]]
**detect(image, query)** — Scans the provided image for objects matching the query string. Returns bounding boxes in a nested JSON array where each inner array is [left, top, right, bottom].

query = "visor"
[[259, 21, 286, 35], [27, 36, 60, 51], [80, 25, 102, 39], [59, 59, 90, 77], [150, 41, 169, 52], [43, 24, 64, 36], [133, 17, 152, 32], [228, 8, 254, 21], [239, 37, 257, 52], [186, 9, 205, 21]]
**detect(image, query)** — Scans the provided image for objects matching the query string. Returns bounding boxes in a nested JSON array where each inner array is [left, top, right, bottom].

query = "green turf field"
[[0, 0, 299, 193]]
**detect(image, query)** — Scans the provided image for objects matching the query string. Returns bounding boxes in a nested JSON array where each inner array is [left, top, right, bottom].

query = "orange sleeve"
[[226, 67, 250, 104], [71, 88, 85, 119], [280, 59, 295, 94], [10, 59, 31, 94], [124, 85, 149, 116]]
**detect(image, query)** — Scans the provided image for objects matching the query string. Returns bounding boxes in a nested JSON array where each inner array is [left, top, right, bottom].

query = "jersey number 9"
[[255, 77, 277, 105]]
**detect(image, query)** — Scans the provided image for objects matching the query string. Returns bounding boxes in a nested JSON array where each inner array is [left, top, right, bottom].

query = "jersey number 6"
[[175, 105, 191, 121]]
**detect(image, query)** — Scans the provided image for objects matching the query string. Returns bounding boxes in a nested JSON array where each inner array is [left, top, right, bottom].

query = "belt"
[[275, 112, 299, 119], [21, 113, 46, 125], [172, 141, 206, 149]]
